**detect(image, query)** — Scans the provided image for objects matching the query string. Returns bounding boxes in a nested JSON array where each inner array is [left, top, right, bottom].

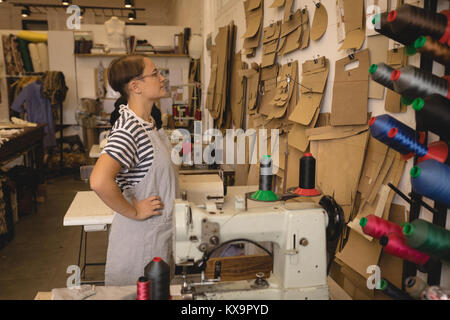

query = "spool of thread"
[[251, 155, 279, 201], [412, 95, 450, 140], [136, 276, 150, 300], [259, 155, 273, 191], [359, 214, 404, 239], [372, 12, 417, 53], [369, 63, 395, 90], [387, 127, 448, 164], [405, 276, 429, 299], [403, 219, 450, 262], [387, 4, 450, 46], [368, 114, 420, 157], [380, 233, 430, 266], [391, 65, 450, 100], [144, 257, 170, 300], [414, 36, 450, 66], [293, 153, 320, 196], [410, 159, 450, 207], [377, 278, 413, 300]]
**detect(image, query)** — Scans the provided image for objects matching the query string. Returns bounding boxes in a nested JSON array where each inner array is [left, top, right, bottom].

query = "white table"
[[64, 191, 114, 284], [64, 191, 114, 229]]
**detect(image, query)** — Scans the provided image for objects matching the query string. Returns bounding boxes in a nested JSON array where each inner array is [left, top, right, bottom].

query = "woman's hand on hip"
[[132, 195, 164, 220]]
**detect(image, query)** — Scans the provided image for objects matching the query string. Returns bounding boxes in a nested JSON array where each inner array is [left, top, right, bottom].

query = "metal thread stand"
[[396, 0, 448, 289]]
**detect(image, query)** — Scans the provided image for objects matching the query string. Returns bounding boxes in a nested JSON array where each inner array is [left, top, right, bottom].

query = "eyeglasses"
[[134, 69, 163, 81]]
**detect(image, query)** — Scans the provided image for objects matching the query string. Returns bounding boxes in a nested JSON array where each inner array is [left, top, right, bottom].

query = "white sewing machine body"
[[173, 198, 330, 300]]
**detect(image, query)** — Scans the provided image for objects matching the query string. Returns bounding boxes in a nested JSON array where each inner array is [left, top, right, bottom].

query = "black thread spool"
[[378, 278, 414, 300], [412, 95, 450, 141], [414, 36, 450, 67], [294, 153, 320, 196], [259, 155, 273, 191], [391, 65, 449, 100], [372, 12, 417, 47], [369, 63, 395, 90], [388, 4, 449, 43], [144, 257, 170, 300]]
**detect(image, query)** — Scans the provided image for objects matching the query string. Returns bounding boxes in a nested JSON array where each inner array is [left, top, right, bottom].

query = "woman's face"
[[132, 57, 167, 100]]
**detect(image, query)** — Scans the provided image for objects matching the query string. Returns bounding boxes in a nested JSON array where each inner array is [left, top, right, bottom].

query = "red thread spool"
[[137, 276, 150, 300], [380, 233, 430, 266], [359, 214, 404, 239]]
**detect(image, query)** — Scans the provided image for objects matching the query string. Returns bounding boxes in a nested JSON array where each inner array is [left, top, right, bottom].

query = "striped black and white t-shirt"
[[101, 107, 154, 191]]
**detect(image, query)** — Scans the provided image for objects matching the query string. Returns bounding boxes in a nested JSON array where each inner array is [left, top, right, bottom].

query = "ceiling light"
[[124, 0, 133, 8], [128, 11, 136, 21], [62, 0, 72, 6], [21, 6, 30, 17]]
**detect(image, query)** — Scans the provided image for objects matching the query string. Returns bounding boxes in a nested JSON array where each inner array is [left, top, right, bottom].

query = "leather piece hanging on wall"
[[311, 2, 328, 41], [206, 45, 217, 116], [230, 51, 247, 129], [243, 0, 264, 58], [299, 7, 310, 49], [279, 9, 303, 56], [283, 0, 294, 22], [339, 0, 366, 51], [267, 61, 298, 120], [289, 56, 330, 126], [261, 21, 281, 68], [206, 22, 237, 131], [330, 49, 370, 126], [241, 65, 260, 116]]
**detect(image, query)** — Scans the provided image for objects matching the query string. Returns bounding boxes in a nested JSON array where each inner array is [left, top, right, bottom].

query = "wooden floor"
[[0, 175, 108, 300]]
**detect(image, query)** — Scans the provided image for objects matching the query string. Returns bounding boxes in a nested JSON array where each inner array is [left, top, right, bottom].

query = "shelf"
[[174, 117, 195, 120], [75, 53, 189, 58]]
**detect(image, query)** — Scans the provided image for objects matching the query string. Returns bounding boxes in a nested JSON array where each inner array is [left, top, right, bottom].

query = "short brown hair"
[[108, 55, 147, 99]]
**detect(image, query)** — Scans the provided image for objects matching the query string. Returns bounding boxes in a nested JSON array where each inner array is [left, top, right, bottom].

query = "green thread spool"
[[403, 219, 450, 263]]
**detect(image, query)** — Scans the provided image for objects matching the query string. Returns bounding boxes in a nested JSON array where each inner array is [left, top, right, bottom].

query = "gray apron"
[[105, 121, 179, 286]]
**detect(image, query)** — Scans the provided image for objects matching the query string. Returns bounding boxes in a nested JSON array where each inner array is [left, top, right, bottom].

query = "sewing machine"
[[172, 189, 342, 300]]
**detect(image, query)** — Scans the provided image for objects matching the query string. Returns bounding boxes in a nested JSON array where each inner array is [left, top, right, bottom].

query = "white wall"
[[202, 0, 450, 286], [168, 0, 204, 34]]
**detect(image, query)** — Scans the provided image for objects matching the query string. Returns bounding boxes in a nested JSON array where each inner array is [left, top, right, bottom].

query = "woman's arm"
[[90, 153, 163, 220]]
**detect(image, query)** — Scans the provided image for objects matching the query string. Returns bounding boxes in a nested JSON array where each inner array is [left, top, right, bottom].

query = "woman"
[[90, 55, 179, 286]]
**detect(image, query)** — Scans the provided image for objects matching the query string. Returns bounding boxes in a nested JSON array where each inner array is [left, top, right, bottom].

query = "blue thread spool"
[[410, 159, 450, 208], [368, 114, 420, 156], [388, 127, 448, 164], [387, 127, 428, 157]]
